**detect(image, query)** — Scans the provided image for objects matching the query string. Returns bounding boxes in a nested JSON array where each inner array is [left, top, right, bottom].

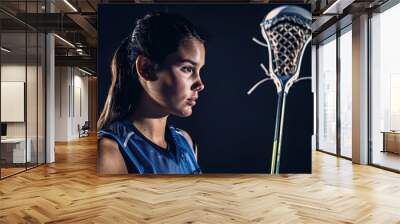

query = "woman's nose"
[[192, 75, 205, 92]]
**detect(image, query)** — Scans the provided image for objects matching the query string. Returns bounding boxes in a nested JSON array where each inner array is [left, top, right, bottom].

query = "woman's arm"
[[97, 137, 129, 174]]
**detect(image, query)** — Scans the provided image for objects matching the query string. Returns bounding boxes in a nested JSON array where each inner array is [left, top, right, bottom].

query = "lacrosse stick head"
[[260, 6, 312, 92]]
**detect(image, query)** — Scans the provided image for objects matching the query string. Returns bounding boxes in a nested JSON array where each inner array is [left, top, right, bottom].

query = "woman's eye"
[[181, 66, 194, 73]]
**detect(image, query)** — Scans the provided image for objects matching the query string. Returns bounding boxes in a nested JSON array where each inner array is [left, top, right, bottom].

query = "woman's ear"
[[135, 55, 157, 81]]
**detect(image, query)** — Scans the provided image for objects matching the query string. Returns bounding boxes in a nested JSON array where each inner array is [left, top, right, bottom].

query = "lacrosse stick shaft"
[[270, 90, 288, 174], [270, 91, 283, 174], [275, 91, 287, 174]]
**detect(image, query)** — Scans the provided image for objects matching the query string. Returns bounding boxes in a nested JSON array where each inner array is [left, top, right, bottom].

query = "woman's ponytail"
[[97, 37, 142, 130]]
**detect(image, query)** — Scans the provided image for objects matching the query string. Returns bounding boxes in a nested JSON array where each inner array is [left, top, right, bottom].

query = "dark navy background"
[[98, 4, 312, 173]]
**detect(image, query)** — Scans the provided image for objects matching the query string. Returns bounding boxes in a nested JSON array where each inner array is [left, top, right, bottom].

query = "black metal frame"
[[367, 11, 372, 166], [336, 27, 341, 157], [25, 2, 28, 172], [0, 17, 2, 179], [315, 44, 319, 152]]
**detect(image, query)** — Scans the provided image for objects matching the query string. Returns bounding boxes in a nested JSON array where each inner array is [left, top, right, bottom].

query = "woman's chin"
[[174, 107, 193, 117]]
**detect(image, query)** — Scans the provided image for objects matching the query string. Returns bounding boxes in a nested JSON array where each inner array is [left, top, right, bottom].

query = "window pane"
[[340, 28, 352, 158], [318, 36, 337, 154], [371, 4, 400, 171]]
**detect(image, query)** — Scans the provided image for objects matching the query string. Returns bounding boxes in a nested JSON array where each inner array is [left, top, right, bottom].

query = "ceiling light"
[[77, 67, 93, 76], [1, 47, 11, 53], [323, 0, 343, 15], [322, 0, 355, 15], [54, 34, 75, 48], [63, 0, 78, 12]]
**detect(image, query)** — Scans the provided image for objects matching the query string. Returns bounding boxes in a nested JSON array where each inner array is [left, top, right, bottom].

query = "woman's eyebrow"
[[178, 59, 205, 68], [178, 59, 197, 66]]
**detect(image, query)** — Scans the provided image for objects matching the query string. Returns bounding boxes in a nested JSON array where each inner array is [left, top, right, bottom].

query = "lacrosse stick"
[[247, 6, 312, 174]]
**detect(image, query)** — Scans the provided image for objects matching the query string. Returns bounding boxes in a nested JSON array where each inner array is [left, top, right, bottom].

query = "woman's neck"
[[132, 117, 168, 146], [130, 94, 169, 148]]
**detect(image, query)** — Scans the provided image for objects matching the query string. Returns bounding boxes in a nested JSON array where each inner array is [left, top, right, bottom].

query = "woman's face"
[[145, 37, 205, 117]]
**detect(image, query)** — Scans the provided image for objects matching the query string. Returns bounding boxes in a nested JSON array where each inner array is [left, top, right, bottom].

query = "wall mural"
[[97, 4, 313, 174]]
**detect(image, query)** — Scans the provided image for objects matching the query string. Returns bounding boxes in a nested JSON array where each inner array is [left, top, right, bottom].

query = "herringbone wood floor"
[[1, 135, 400, 223]]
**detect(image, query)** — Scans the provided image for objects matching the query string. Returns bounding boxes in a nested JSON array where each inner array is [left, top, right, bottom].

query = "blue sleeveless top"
[[98, 120, 201, 174]]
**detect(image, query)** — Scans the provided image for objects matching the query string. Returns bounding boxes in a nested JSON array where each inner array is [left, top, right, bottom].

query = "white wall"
[[55, 67, 89, 141], [1, 65, 41, 137], [1, 65, 27, 139], [46, 32, 55, 163], [73, 72, 89, 138], [55, 67, 69, 141]]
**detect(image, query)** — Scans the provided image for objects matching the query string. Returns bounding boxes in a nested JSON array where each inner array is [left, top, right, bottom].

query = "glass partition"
[[0, 1, 46, 179], [1, 31, 28, 177]]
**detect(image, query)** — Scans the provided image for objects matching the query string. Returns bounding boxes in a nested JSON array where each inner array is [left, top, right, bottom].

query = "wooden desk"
[[382, 131, 400, 154], [1, 138, 32, 163]]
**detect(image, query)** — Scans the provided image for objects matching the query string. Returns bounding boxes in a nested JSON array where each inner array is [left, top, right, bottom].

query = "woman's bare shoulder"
[[97, 137, 128, 174], [175, 128, 198, 160], [176, 128, 193, 146]]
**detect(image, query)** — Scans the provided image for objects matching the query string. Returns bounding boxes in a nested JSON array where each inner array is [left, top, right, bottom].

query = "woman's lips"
[[187, 98, 197, 106], [187, 99, 196, 106]]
